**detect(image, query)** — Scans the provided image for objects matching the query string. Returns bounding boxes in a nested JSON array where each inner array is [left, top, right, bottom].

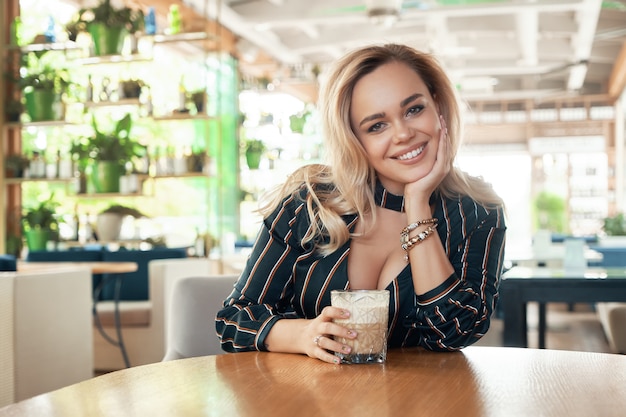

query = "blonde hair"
[[260, 43, 503, 254]]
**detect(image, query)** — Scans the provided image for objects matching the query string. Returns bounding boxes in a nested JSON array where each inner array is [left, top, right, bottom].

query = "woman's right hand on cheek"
[[304, 306, 357, 364]]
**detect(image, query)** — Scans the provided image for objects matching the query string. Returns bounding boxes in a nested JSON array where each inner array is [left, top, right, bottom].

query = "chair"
[[0, 267, 93, 407], [93, 257, 216, 371], [26, 248, 105, 296], [589, 245, 626, 354], [162, 274, 239, 361]]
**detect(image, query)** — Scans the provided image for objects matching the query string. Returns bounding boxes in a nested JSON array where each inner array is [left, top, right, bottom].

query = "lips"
[[396, 144, 425, 161]]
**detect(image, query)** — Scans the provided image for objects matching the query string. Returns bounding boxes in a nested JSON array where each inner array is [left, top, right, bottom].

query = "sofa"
[[0, 254, 17, 271], [0, 267, 93, 407]]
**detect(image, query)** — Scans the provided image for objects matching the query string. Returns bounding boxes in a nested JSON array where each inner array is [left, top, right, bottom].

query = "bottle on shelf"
[[167, 5, 182, 35], [45, 150, 58, 179], [29, 151, 45, 178], [44, 15, 56, 43], [145, 7, 157, 35], [178, 76, 187, 111], [86, 75, 94, 102], [73, 205, 80, 242]]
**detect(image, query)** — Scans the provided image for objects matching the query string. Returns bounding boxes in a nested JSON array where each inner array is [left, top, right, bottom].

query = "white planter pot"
[[96, 213, 124, 242]]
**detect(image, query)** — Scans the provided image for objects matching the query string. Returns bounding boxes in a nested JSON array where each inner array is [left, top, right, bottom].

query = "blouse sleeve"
[[404, 198, 506, 351], [215, 192, 311, 352]]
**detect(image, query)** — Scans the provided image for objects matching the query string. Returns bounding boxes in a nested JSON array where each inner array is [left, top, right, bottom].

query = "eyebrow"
[[401, 93, 423, 108], [358, 93, 425, 127]]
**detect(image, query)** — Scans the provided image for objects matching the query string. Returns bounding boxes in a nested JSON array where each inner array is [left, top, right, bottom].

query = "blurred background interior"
[[1, 0, 626, 406]]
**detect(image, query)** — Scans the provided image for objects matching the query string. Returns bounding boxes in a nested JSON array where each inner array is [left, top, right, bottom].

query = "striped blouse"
[[216, 188, 506, 352]]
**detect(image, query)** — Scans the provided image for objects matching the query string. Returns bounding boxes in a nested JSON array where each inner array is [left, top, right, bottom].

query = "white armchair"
[[93, 257, 218, 371], [0, 267, 93, 407], [163, 274, 239, 361]]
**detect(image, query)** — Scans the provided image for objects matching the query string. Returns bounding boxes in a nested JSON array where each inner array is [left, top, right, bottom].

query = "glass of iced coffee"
[[331, 289, 390, 364]]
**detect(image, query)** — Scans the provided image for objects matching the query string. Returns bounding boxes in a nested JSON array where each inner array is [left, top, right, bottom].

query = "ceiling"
[[196, 0, 626, 103]]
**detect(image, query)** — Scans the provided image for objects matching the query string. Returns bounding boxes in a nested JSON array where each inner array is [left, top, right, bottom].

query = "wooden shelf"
[[5, 120, 76, 128], [153, 32, 214, 43], [152, 113, 214, 121], [70, 192, 144, 199], [7, 41, 81, 53], [74, 54, 152, 66], [4, 177, 73, 185], [84, 99, 142, 108], [151, 172, 210, 179]]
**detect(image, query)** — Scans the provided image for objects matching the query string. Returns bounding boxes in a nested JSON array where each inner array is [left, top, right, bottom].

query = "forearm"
[[263, 318, 308, 354], [407, 232, 455, 295], [404, 200, 454, 295]]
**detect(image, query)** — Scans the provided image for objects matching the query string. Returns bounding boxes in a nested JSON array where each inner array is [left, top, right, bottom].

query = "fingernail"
[[347, 330, 357, 337], [343, 345, 351, 353], [334, 358, 340, 364], [342, 310, 350, 317]]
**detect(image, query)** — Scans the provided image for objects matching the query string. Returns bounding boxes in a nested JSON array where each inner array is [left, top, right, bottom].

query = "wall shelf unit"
[[0, 0, 237, 255]]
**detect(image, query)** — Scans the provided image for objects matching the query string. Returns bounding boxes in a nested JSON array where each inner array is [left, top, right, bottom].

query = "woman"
[[216, 43, 506, 364]]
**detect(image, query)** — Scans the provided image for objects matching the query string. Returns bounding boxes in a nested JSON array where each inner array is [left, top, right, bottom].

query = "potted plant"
[[75, 0, 144, 56], [189, 89, 207, 113], [79, 113, 145, 193], [603, 213, 626, 237], [18, 54, 70, 122], [5, 153, 30, 178], [96, 204, 147, 242], [244, 139, 266, 170], [4, 98, 23, 122], [21, 194, 60, 251], [534, 191, 567, 234], [289, 110, 310, 134], [119, 78, 145, 99], [186, 150, 208, 173], [599, 213, 626, 247]]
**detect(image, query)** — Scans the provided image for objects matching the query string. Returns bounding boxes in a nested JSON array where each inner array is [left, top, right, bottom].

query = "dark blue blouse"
[[216, 189, 506, 352]]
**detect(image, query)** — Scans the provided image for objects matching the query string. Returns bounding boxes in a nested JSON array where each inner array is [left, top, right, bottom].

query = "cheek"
[[360, 139, 387, 161]]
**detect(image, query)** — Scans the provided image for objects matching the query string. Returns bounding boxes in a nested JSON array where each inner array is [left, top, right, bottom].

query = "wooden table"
[[1, 347, 625, 416], [500, 266, 626, 348], [18, 260, 139, 368], [17, 261, 138, 275]]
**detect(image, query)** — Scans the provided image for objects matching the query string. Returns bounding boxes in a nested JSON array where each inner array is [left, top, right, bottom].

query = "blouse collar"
[[374, 179, 405, 212]]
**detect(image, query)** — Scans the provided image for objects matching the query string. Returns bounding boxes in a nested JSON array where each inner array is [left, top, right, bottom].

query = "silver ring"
[[313, 335, 322, 347]]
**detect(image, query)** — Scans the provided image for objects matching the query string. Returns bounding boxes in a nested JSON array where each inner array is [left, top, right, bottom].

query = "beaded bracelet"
[[400, 218, 438, 246], [401, 224, 438, 261]]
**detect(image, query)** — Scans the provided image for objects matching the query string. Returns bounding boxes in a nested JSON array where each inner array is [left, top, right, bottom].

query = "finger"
[[313, 335, 352, 364], [318, 320, 358, 341], [439, 114, 448, 136], [319, 305, 351, 320], [438, 116, 450, 166]]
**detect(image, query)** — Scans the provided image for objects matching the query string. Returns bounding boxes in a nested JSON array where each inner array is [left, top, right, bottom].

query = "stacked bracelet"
[[401, 218, 438, 236], [400, 222, 438, 261], [400, 218, 438, 246]]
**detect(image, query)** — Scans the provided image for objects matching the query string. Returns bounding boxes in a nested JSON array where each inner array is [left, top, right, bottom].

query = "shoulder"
[[263, 175, 342, 251], [436, 193, 506, 230]]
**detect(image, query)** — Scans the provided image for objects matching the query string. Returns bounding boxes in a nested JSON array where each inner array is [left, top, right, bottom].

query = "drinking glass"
[[331, 289, 390, 364]]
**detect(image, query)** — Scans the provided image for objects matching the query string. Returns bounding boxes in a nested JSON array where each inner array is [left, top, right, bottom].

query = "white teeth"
[[397, 145, 425, 160]]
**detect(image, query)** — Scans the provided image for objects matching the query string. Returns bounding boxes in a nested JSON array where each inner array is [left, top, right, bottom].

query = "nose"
[[393, 121, 414, 143]]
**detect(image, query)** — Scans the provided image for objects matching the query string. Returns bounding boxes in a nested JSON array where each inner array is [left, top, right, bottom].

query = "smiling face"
[[349, 61, 441, 195]]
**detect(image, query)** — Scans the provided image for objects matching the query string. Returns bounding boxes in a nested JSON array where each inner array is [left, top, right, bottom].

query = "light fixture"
[[366, 0, 402, 27]]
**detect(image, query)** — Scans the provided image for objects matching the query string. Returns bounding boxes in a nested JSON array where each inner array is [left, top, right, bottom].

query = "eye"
[[406, 105, 424, 117], [367, 121, 385, 133]]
